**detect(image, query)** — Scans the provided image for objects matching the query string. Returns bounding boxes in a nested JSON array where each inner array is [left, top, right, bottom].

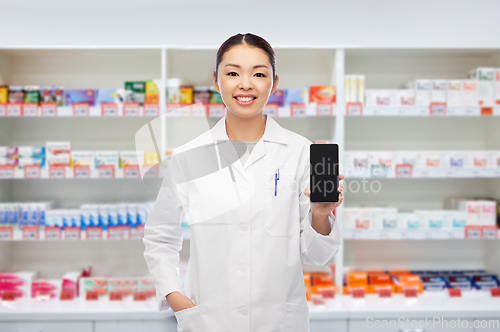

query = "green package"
[[210, 90, 223, 104], [125, 81, 146, 105], [24, 86, 40, 104]]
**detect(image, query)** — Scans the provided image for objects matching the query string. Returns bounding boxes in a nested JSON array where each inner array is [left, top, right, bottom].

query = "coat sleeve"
[[143, 147, 188, 311], [298, 142, 342, 266]]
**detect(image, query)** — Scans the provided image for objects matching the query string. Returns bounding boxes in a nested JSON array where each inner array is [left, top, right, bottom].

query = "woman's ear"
[[270, 75, 280, 95], [212, 71, 221, 94]]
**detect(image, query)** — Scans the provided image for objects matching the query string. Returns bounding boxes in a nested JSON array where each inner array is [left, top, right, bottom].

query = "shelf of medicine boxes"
[[340, 50, 500, 246], [3, 292, 500, 322], [344, 48, 500, 117], [342, 228, 498, 240], [0, 297, 349, 322], [0, 165, 161, 180], [0, 224, 191, 242], [0, 105, 159, 117], [344, 167, 500, 179], [346, 105, 500, 117], [0, 103, 336, 118]]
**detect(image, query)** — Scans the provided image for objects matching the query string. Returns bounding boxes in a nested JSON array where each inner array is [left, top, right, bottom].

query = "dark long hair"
[[214, 33, 277, 83]]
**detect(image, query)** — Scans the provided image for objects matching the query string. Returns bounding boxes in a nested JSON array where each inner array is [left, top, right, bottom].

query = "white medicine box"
[[468, 67, 495, 107], [414, 80, 431, 107], [447, 80, 463, 107], [431, 80, 448, 103]]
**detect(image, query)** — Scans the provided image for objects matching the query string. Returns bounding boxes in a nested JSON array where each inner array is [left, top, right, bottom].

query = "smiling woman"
[[212, 33, 279, 135], [143, 32, 343, 332]]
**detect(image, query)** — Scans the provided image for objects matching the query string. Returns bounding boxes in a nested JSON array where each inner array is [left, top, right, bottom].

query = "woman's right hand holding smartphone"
[[166, 291, 196, 312]]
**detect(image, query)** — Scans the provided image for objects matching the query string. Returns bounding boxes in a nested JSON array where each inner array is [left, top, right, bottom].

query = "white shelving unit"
[[1, 46, 500, 332], [343, 49, 500, 287]]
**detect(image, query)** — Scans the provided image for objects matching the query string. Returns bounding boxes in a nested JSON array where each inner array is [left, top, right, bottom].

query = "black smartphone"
[[310, 143, 339, 203]]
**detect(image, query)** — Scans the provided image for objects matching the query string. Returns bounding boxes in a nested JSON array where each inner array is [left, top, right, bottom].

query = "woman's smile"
[[213, 43, 277, 117], [234, 94, 257, 106]]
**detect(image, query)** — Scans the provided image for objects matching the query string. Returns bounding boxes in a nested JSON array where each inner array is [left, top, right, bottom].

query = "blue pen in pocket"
[[274, 168, 279, 196]]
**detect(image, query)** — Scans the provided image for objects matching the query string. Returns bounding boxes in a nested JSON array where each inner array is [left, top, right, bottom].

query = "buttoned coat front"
[[143, 113, 341, 332]]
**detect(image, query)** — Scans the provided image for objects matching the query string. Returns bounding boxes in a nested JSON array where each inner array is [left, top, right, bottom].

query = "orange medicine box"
[[304, 272, 338, 298], [347, 271, 368, 286], [317, 285, 335, 298], [313, 275, 334, 286], [343, 285, 368, 295], [398, 284, 423, 294], [368, 284, 396, 294], [309, 86, 336, 104], [309, 272, 329, 285], [393, 275, 424, 293], [310, 285, 322, 295], [345, 271, 368, 295], [304, 272, 332, 289], [367, 272, 394, 294], [369, 273, 393, 285]]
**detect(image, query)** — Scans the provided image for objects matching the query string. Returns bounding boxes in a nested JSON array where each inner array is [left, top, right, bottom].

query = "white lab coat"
[[143, 113, 341, 332]]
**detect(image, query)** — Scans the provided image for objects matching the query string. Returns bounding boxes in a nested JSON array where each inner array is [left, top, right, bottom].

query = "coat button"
[[239, 224, 248, 232], [239, 266, 247, 273], [240, 307, 249, 315]]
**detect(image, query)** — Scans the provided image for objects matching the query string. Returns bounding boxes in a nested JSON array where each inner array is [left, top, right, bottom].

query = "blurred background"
[[1, 0, 500, 331]]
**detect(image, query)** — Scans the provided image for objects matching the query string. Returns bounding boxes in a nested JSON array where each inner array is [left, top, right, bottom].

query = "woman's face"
[[213, 44, 279, 118]]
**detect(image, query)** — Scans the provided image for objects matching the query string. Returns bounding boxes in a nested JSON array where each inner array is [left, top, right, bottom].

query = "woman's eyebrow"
[[225, 63, 268, 69]]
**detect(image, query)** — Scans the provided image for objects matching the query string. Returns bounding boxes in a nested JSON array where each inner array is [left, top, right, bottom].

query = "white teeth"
[[236, 97, 255, 102]]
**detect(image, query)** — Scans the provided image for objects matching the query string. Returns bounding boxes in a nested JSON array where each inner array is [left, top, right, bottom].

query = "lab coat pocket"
[[264, 175, 300, 237], [174, 305, 202, 332], [186, 167, 241, 225], [284, 302, 309, 332]]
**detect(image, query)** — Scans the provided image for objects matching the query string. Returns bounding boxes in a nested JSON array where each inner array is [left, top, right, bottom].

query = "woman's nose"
[[239, 75, 253, 89]]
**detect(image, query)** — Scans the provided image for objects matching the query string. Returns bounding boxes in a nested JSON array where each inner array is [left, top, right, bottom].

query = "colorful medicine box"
[[64, 90, 95, 106], [309, 86, 336, 104], [268, 89, 284, 106], [125, 82, 146, 105]]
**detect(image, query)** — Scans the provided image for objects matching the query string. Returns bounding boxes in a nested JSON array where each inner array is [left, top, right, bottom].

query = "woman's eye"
[[226, 72, 265, 77]]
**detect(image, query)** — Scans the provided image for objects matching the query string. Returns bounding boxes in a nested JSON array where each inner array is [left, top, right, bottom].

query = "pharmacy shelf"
[[0, 298, 171, 321], [347, 106, 500, 117], [343, 292, 500, 319], [2, 46, 500, 305], [2, 294, 500, 322], [343, 229, 498, 240], [0, 105, 158, 118], [9, 227, 498, 242], [4, 167, 500, 180], [0, 297, 349, 321], [0, 227, 191, 241], [346, 168, 500, 179], [308, 299, 349, 320], [0, 104, 336, 118], [0, 166, 159, 180]]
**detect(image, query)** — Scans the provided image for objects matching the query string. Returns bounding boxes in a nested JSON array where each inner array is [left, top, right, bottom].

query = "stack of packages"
[[344, 198, 498, 232], [360, 67, 500, 108], [79, 277, 155, 301], [343, 270, 423, 295], [303, 264, 337, 304], [0, 270, 83, 300], [344, 269, 500, 294], [0, 146, 45, 169]]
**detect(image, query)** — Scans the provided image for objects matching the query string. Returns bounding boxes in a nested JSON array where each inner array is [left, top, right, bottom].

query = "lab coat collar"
[[210, 112, 288, 145], [207, 112, 288, 174]]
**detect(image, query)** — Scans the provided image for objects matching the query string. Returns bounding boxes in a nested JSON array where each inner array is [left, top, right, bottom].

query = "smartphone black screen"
[[310, 143, 339, 203]]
